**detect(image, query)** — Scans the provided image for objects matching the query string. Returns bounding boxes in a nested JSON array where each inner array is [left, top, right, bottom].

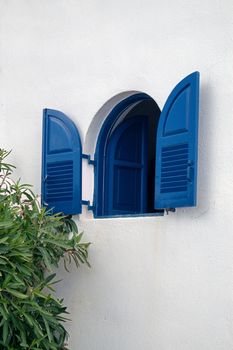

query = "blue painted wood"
[[155, 72, 200, 209], [105, 116, 148, 215], [94, 93, 154, 217], [41, 109, 82, 215]]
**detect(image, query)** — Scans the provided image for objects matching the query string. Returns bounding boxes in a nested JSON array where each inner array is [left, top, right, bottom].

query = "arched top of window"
[[94, 94, 161, 217]]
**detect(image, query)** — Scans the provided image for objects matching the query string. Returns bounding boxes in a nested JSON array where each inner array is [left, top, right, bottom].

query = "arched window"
[[94, 96, 161, 217]]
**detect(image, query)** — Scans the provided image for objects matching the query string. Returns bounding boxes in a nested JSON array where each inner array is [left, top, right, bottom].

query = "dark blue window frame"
[[94, 93, 161, 218], [105, 115, 149, 215]]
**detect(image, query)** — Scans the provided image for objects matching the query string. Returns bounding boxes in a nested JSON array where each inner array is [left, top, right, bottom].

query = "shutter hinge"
[[165, 208, 176, 214], [82, 154, 96, 166], [81, 200, 95, 211]]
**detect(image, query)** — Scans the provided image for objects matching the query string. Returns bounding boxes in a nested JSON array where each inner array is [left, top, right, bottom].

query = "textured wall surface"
[[0, 0, 233, 349]]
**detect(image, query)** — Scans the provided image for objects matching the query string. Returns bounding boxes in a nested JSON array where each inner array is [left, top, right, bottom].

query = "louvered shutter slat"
[[41, 109, 82, 215], [155, 72, 200, 209]]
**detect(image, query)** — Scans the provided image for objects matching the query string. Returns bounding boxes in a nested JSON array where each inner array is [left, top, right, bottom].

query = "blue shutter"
[[41, 109, 82, 215], [155, 72, 200, 209], [105, 116, 148, 215]]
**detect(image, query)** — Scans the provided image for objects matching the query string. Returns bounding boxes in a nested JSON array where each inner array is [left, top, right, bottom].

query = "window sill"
[[94, 211, 164, 219]]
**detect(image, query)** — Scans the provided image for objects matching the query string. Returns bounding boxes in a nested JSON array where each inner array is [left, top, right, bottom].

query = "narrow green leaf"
[[22, 312, 34, 327], [75, 232, 84, 244], [43, 239, 71, 249], [0, 221, 13, 229], [38, 247, 53, 271], [5, 288, 28, 299], [44, 273, 56, 285], [0, 236, 9, 244], [42, 316, 53, 343], [3, 320, 8, 344], [0, 305, 8, 320]]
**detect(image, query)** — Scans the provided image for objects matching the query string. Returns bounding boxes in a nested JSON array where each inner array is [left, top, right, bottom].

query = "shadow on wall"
[[191, 82, 213, 218]]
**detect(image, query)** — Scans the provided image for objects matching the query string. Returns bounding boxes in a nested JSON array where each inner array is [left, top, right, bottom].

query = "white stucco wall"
[[1, 1, 233, 349]]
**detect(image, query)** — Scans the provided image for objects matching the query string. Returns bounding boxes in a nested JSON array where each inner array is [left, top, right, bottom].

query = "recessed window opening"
[[94, 93, 161, 218], [41, 72, 199, 217]]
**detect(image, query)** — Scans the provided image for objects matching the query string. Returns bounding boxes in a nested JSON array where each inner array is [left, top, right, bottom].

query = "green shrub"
[[0, 149, 90, 349]]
